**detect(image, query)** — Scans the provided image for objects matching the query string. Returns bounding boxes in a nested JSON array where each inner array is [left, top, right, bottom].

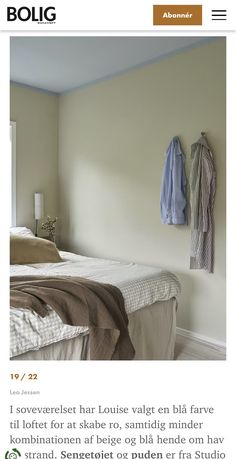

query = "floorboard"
[[174, 333, 226, 360]]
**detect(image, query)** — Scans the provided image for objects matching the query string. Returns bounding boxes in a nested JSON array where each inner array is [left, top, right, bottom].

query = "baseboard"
[[176, 327, 226, 352]]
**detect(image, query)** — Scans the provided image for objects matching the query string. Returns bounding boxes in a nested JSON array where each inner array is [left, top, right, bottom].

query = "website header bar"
[[0, 0, 235, 31]]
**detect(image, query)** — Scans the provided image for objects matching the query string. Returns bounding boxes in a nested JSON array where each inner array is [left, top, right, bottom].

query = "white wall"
[[58, 39, 226, 343], [10, 84, 58, 233]]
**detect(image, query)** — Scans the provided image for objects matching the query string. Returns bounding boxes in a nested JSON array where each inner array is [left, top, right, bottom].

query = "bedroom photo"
[[9, 36, 226, 361]]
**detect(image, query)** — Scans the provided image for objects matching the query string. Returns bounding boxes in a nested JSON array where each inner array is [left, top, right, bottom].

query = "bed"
[[10, 229, 180, 360]]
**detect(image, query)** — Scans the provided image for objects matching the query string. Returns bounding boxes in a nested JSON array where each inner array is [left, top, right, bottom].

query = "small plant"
[[41, 216, 58, 242]]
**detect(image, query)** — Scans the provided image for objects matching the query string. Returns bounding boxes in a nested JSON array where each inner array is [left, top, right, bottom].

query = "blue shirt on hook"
[[160, 136, 187, 225]]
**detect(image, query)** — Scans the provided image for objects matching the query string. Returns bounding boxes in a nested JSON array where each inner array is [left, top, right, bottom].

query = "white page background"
[[0, 27, 235, 458]]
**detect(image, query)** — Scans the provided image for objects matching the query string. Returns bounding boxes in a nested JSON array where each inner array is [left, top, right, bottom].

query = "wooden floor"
[[174, 333, 226, 360]]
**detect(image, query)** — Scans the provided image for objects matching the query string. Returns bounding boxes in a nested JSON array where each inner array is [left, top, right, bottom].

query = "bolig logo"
[[7, 6, 56, 23]]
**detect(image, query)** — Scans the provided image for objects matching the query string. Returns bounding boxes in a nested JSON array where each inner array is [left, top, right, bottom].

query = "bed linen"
[[11, 299, 177, 360], [10, 251, 180, 359], [11, 275, 135, 360]]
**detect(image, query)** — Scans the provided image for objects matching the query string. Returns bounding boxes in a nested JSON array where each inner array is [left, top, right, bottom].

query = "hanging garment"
[[160, 136, 187, 225], [190, 135, 216, 273]]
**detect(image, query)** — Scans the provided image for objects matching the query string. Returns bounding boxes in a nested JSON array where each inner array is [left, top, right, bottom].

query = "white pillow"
[[10, 226, 35, 237]]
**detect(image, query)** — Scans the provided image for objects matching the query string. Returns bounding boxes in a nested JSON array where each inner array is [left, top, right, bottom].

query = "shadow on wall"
[[174, 270, 194, 331]]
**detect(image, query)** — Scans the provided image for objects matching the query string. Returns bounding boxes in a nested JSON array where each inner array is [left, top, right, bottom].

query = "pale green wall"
[[58, 39, 226, 343], [10, 84, 58, 233]]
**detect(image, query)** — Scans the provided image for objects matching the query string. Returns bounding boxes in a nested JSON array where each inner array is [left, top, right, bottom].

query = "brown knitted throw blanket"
[[10, 276, 135, 360]]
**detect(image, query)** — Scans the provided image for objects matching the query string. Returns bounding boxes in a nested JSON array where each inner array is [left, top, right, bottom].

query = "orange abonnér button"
[[153, 5, 202, 26]]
